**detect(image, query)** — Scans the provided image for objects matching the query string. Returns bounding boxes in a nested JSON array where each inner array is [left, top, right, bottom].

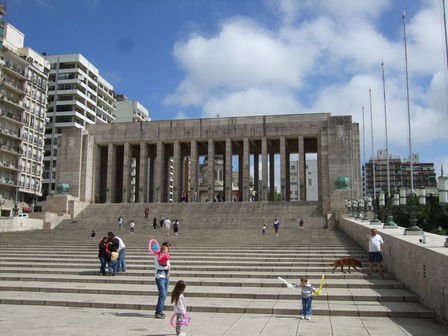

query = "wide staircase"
[[0, 202, 434, 318]]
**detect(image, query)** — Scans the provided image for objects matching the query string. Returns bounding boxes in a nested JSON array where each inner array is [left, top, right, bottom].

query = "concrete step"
[[0, 281, 418, 302], [0, 274, 405, 289], [0, 291, 434, 318]]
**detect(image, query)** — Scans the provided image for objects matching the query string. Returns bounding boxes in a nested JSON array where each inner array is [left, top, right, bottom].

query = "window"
[[308, 179, 312, 186]]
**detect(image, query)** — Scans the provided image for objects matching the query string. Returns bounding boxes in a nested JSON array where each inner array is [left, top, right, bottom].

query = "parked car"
[[18, 213, 29, 218]]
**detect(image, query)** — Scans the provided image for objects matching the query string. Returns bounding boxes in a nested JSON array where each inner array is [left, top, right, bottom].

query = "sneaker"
[[299, 314, 305, 319], [178, 333, 187, 336], [305, 315, 311, 320], [154, 313, 165, 319]]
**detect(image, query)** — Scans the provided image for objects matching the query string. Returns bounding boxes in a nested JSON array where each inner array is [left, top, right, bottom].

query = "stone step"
[[0, 291, 434, 318], [0, 274, 404, 289], [0, 281, 418, 302], [0, 261, 371, 273], [0, 266, 394, 280], [0, 257, 370, 266]]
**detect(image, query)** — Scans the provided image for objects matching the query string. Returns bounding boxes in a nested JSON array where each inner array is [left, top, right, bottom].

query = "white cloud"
[[165, 0, 448, 169]]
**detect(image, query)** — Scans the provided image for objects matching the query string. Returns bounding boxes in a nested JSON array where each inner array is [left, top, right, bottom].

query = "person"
[[252, 190, 257, 202], [129, 220, 135, 234], [273, 219, 280, 237], [288, 277, 316, 320], [164, 218, 171, 236], [98, 237, 109, 276], [171, 280, 187, 336], [109, 246, 119, 276], [366, 228, 384, 275], [144, 207, 150, 219], [117, 217, 123, 231], [154, 241, 172, 319], [155, 245, 171, 278], [89, 230, 96, 239], [160, 217, 165, 228], [299, 219, 304, 231], [262, 224, 266, 235], [173, 219, 179, 236], [153, 217, 157, 230], [108, 232, 126, 272]]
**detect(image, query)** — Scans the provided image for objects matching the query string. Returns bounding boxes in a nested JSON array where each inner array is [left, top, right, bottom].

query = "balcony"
[[0, 63, 27, 81], [0, 126, 21, 141], [0, 176, 18, 188], [0, 161, 18, 171], [0, 77, 26, 96], [0, 109, 23, 125], [1, 95, 25, 110]]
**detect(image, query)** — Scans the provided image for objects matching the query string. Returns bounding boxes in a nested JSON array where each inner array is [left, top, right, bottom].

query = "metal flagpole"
[[369, 88, 376, 199], [381, 61, 391, 195], [402, 11, 414, 192], [362, 106, 367, 197], [443, 0, 448, 117]]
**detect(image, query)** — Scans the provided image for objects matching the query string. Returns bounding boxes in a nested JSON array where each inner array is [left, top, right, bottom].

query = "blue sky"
[[8, 0, 448, 173]]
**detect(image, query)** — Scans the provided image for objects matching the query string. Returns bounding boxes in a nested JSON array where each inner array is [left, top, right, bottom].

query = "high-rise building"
[[364, 149, 436, 196], [0, 4, 49, 215], [114, 97, 150, 123], [44, 54, 117, 196]]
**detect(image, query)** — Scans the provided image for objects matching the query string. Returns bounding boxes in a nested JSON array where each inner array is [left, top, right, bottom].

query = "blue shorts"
[[369, 252, 383, 263]]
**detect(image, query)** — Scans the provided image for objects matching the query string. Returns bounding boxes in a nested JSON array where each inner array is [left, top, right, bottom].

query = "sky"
[[8, 0, 448, 175]]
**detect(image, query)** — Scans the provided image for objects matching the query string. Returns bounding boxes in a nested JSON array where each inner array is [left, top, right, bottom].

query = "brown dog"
[[331, 258, 362, 273]]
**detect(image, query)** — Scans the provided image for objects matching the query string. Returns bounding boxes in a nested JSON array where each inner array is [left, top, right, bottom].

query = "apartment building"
[[114, 95, 150, 122], [44, 54, 117, 196], [290, 159, 318, 201], [364, 150, 437, 196], [0, 5, 49, 215]]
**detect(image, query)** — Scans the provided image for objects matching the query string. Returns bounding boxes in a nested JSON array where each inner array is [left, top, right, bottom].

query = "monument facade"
[[55, 113, 361, 214]]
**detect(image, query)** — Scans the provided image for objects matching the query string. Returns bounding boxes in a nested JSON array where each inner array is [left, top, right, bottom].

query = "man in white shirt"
[[164, 218, 171, 236], [365, 228, 384, 276], [154, 241, 171, 319]]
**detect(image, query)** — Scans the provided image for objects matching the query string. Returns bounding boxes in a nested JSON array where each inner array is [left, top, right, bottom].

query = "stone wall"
[[0, 217, 43, 232], [338, 216, 448, 322]]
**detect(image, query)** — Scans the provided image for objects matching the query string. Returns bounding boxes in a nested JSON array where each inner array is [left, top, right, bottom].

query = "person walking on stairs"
[[117, 217, 123, 231], [164, 218, 171, 236], [153, 217, 158, 230], [273, 219, 280, 236], [98, 237, 109, 276], [144, 207, 150, 219], [129, 220, 135, 234], [160, 217, 165, 228], [173, 219, 180, 236], [154, 241, 172, 319], [299, 219, 304, 231]]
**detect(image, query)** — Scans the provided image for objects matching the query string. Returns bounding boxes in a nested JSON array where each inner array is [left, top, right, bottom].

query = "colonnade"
[[95, 136, 319, 204]]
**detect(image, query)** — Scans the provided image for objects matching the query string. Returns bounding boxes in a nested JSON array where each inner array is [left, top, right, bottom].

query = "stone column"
[[243, 138, 250, 201], [269, 153, 275, 201], [225, 138, 232, 202], [122, 143, 131, 203], [173, 141, 182, 202], [106, 143, 116, 203], [298, 136, 306, 201], [155, 141, 165, 202], [253, 153, 259, 201], [138, 142, 148, 203], [208, 139, 215, 201], [280, 136, 287, 201], [190, 140, 198, 202], [261, 137, 268, 201], [93, 144, 102, 203]]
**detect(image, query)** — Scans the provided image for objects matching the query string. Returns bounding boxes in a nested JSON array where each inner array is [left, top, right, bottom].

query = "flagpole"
[[402, 11, 414, 192], [381, 61, 391, 195], [369, 88, 376, 199], [362, 106, 367, 198]]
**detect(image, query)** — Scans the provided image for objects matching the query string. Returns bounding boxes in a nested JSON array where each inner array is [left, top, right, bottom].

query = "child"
[[262, 224, 266, 235], [155, 245, 171, 277], [288, 277, 316, 320], [89, 230, 96, 238], [109, 246, 119, 276], [171, 280, 187, 336]]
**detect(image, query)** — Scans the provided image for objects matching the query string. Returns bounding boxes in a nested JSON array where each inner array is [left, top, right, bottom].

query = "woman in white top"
[[171, 280, 187, 336]]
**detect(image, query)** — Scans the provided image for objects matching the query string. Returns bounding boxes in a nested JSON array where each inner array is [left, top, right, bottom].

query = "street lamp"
[[361, 197, 370, 221]]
